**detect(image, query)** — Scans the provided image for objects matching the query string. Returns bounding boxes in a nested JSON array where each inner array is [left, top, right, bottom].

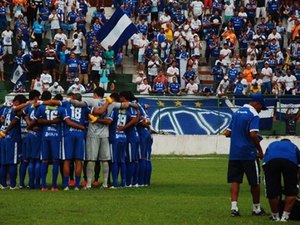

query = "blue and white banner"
[[97, 8, 138, 51], [276, 96, 300, 121], [10, 65, 23, 84], [139, 97, 233, 135]]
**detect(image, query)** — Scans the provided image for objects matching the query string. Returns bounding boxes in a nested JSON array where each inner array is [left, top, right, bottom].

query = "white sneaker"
[[0, 184, 7, 190], [83, 186, 91, 190], [280, 217, 288, 222], [10, 186, 19, 190], [74, 187, 80, 191], [63, 187, 69, 191]]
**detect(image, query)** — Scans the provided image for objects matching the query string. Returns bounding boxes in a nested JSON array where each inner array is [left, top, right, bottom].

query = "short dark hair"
[[54, 94, 63, 101], [13, 94, 27, 104], [28, 90, 41, 100], [119, 91, 130, 100], [41, 91, 52, 101], [93, 87, 105, 98], [74, 93, 82, 101], [110, 92, 120, 102]]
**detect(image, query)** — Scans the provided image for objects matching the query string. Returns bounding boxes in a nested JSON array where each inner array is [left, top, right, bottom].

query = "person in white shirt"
[[185, 78, 199, 95], [220, 43, 232, 67], [54, 28, 68, 45], [40, 70, 53, 91], [30, 74, 43, 94], [282, 70, 297, 95], [190, 0, 204, 19], [49, 9, 61, 38], [1, 26, 13, 56], [190, 16, 202, 33], [67, 78, 86, 94], [159, 10, 171, 29], [166, 61, 179, 83], [261, 62, 273, 94], [217, 76, 230, 96], [135, 71, 146, 91], [147, 55, 160, 84], [90, 50, 103, 82], [72, 33, 82, 57], [272, 72, 284, 95], [48, 82, 65, 96], [224, 1, 235, 23], [138, 78, 152, 94], [267, 28, 282, 46], [137, 35, 149, 70]]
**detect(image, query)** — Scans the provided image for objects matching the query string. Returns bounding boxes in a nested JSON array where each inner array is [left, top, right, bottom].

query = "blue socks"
[[138, 159, 146, 185], [52, 161, 59, 188], [19, 161, 28, 187], [41, 162, 48, 188], [9, 164, 17, 188]]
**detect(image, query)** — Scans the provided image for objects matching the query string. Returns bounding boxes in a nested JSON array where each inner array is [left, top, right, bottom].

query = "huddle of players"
[[0, 87, 153, 191]]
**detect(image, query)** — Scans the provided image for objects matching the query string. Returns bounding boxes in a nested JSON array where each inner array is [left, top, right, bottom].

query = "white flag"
[[11, 65, 23, 84]]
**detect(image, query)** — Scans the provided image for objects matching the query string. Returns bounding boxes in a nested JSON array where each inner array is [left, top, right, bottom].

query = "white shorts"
[[85, 137, 111, 161], [4, 46, 12, 55], [256, 7, 266, 19]]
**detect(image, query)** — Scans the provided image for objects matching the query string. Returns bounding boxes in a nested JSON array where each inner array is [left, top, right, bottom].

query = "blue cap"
[[251, 94, 267, 110]]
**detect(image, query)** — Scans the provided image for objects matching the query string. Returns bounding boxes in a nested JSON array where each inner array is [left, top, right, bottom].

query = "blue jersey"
[[79, 60, 89, 73], [183, 70, 196, 81], [67, 10, 78, 24], [3, 107, 21, 141], [228, 104, 260, 160], [39, 7, 50, 21], [227, 68, 239, 83], [211, 65, 223, 81], [267, 0, 279, 12], [124, 107, 139, 143], [107, 108, 119, 143], [136, 24, 148, 35], [230, 16, 244, 31], [67, 59, 79, 73], [263, 140, 300, 166], [0, 6, 7, 19], [153, 82, 166, 94], [62, 101, 87, 136], [34, 105, 67, 140], [169, 82, 180, 95]]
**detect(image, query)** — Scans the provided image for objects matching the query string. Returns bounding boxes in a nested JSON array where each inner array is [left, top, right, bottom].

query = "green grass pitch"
[[0, 155, 297, 225]]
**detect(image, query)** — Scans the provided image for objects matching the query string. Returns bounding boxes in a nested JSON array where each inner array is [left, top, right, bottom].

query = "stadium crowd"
[[0, 0, 299, 97]]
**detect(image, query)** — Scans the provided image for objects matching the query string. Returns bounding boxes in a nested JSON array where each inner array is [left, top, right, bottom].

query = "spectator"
[[211, 61, 224, 90], [261, 62, 273, 94], [79, 54, 89, 85], [148, 55, 160, 84], [153, 70, 168, 86], [13, 80, 26, 93], [263, 139, 300, 221], [72, 33, 82, 58], [243, 63, 255, 84], [99, 64, 110, 91], [216, 75, 230, 97], [282, 70, 297, 95], [138, 78, 152, 95], [234, 75, 248, 96], [168, 76, 182, 96], [90, 50, 102, 82], [48, 9, 61, 38], [48, 82, 64, 96], [105, 45, 115, 74], [30, 74, 43, 94], [67, 77, 86, 94], [185, 78, 198, 95], [40, 69, 52, 91], [166, 61, 179, 83], [152, 76, 166, 95], [135, 71, 146, 92]]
